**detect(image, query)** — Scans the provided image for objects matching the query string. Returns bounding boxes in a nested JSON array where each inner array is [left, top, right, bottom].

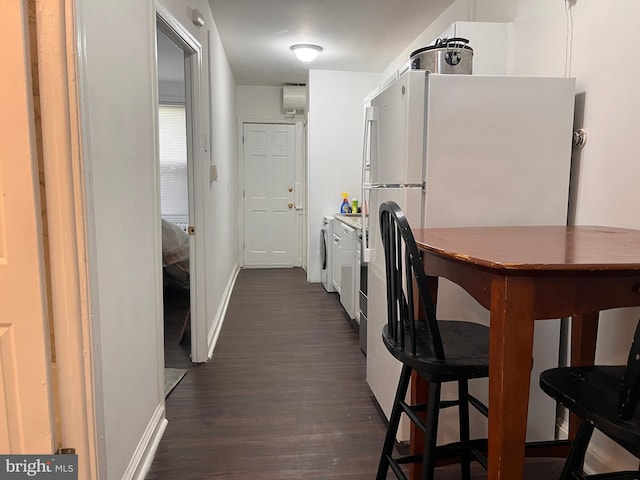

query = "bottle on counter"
[[351, 198, 358, 213], [340, 193, 351, 213]]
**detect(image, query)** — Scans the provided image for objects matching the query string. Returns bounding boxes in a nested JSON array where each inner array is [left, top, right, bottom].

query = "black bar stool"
[[375, 201, 489, 480]]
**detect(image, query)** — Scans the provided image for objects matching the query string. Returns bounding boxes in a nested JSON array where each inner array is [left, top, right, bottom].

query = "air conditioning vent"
[[282, 85, 306, 115]]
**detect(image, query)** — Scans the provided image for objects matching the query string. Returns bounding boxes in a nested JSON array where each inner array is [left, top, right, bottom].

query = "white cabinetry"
[[333, 219, 356, 319], [332, 231, 342, 294]]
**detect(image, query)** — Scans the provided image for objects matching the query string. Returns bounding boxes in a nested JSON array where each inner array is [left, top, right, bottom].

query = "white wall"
[[381, 0, 640, 473], [203, 3, 240, 356], [77, 0, 238, 477], [307, 70, 381, 282], [381, 0, 515, 82], [158, 0, 239, 360], [508, 0, 640, 471], [237, 85, 283, 118], [79, 1, 162, 478]]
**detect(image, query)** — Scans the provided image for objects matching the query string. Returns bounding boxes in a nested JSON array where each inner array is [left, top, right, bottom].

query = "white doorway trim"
[[237, 117, 305, 269], [32, 0, 101, 476], [156, 4, 208, 363]]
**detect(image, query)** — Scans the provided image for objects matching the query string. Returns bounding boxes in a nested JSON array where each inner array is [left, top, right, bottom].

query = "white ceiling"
[[207, 0, 455, 86]]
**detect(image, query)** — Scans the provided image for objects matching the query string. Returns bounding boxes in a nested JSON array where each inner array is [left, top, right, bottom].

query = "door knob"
[[288, 203, 293, 209], [288, 186, 293, 192]]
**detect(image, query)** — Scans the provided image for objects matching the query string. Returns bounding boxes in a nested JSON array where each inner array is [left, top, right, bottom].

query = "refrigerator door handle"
[[361, 106, 378, 263], [361, 187, 372, 263]]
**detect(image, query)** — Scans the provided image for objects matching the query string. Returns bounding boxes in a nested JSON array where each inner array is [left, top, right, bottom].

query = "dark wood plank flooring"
[[147, 268, 564, 479], [148, 268, 390, 479]]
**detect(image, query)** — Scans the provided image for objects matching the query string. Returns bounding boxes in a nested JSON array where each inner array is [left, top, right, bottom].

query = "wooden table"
[[410, 225, 640, 480]]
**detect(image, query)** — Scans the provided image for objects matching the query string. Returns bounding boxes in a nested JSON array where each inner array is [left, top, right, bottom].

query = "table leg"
[[568, 312, 599, 439], [488, 277, 535, 480]]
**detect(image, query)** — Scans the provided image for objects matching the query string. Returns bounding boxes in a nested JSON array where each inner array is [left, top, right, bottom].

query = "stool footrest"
[[434, 439, 488, 460], [386, 455, 410, 480], [466, 393, 488, 417], [399, 400, 428, 433], [470, 448, 488, 469]]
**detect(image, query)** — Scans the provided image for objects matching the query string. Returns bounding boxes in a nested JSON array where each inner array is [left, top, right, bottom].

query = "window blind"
[[158, 105, 188, 223]]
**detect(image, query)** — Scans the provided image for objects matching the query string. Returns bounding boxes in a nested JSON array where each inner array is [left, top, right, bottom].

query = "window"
[[158, 104, 188, 224]]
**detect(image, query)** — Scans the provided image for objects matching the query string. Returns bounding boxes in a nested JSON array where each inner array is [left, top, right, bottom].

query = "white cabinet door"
[[338, 223, 355, 319], [332, 233, 342, 294]]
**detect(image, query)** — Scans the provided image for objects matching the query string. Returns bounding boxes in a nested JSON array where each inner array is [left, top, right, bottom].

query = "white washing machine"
[[320, 216, 336, 292]]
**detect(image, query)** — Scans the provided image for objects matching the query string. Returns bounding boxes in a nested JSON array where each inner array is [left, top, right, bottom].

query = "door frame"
[[156, 4, 208, 363], [27, 0, 101, 476], [237, 118, 305, 268]]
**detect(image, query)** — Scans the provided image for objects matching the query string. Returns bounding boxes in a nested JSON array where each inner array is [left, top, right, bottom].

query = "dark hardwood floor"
[[148, 268, 389, 479], [148, 268, 564, 479]]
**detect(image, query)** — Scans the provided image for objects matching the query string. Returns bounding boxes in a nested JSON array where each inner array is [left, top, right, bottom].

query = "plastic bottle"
[[352, 198, 358, 213], [340, 193, 351, 213]]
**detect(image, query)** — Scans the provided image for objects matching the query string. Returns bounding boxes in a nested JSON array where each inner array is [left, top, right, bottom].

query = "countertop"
[[333, 213, 365, 231]]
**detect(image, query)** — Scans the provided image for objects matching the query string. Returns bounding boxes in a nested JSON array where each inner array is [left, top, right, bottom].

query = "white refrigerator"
[[362, 70, 575, 442]]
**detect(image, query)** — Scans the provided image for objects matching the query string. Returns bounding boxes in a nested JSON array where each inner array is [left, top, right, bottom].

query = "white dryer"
[[320, 216, 336, 292]]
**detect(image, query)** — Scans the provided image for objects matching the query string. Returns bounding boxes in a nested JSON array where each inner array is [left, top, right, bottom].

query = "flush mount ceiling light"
[[290, 44, 323, 63]]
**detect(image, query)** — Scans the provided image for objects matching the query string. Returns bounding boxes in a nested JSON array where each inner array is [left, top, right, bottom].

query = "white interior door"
[[0, 1, 54, 453], [243, 123, 296, 267]]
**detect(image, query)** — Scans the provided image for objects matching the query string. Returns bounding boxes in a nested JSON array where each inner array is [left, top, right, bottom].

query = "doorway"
[[156, 26, 192, 368], [155, 7, 208, 365], [242, 122, 298, 267]]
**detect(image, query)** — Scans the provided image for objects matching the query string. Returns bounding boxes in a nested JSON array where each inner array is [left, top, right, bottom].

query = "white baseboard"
[[207, 263, 240, 360], [123, 403, 168, 480]]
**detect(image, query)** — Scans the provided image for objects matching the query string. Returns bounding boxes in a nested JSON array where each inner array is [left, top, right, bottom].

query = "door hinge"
[[188, 226, 195, 235], [56, 447, 76, 455]]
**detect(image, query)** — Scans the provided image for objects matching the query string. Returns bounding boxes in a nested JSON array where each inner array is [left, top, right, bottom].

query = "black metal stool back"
[[379, 201, 442, 361], [618, 320, 640, 422]]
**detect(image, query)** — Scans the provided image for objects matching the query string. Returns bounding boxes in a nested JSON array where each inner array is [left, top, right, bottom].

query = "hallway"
[[146, 268, 388, 479], [146, 268, 564, 479]]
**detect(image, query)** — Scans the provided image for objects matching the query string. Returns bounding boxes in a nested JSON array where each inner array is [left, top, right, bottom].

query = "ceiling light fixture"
[[290, 44, 323, 63]]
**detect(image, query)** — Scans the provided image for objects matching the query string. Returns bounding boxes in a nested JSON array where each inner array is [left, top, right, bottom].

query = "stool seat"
[[542, 366, 640, 458], [383, 320, 489, 382]]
